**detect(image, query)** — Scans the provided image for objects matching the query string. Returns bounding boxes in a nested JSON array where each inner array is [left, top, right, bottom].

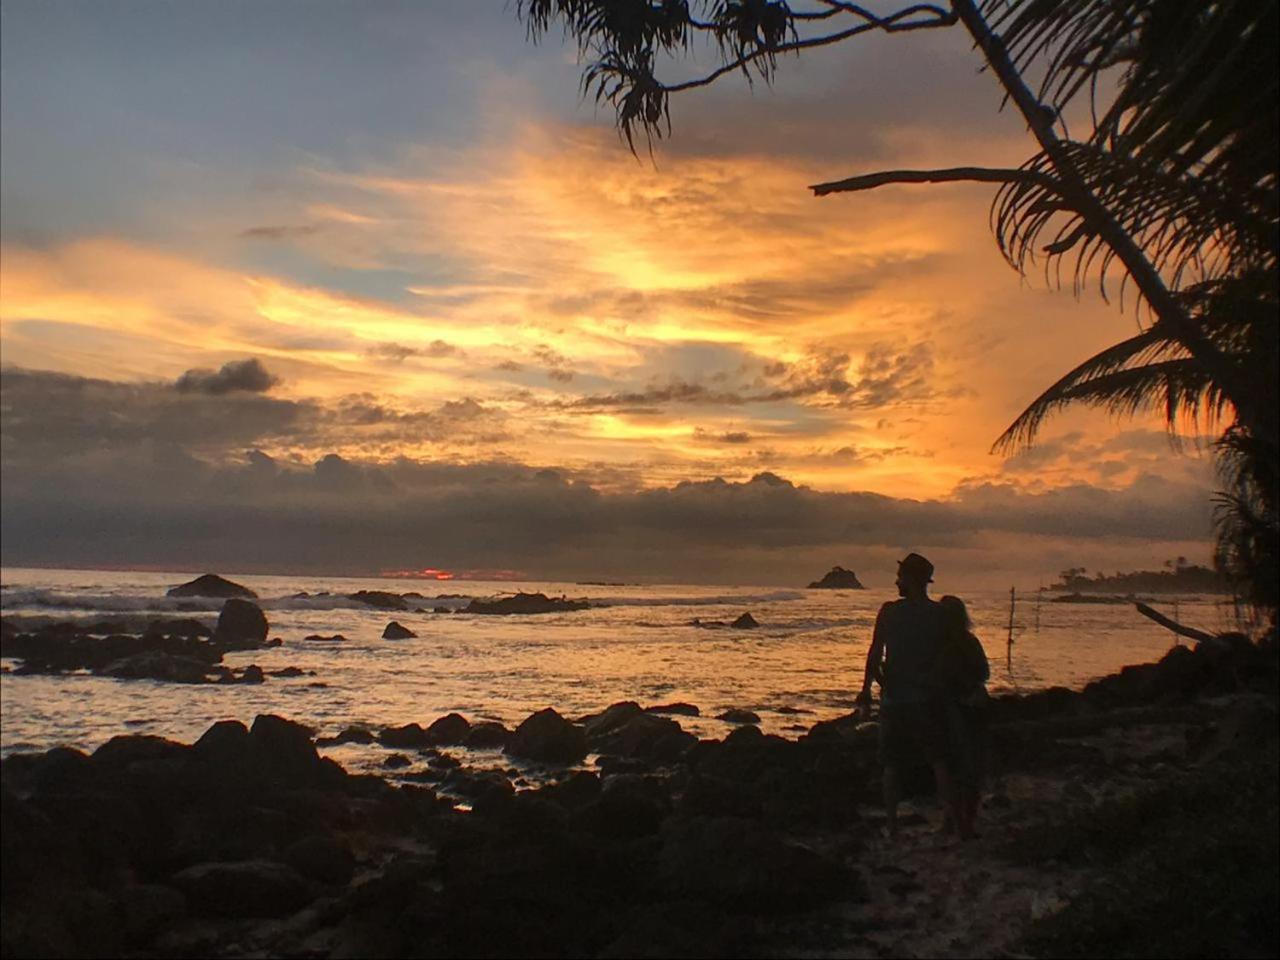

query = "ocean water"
[[0, 567, 1238, 776]]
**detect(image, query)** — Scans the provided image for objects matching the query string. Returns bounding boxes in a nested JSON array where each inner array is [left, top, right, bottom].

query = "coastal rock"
[[249, 714, 323, 781], [464, 721, 511, 749], [382, 621, 416, 640], [463, 592, 590, 615], [378, 723, 432, 748], [717, 709, 761, 725], [212, 598, 268, 648], [349, 590, 409, 611], [303, 633, 347, 642], [579, 773, 670, 839], [505, 708, 588, 764], [101, 652, 217, 684], [646, 702, 701, 717], [169, 859, 314, 918], [807, 566, 865, 589], [283, 835, 355, 886], [582, 701, 644, 739], [730, 612, 759, 629], [594, 713, 695, 762], [426, 713, 471, 746], [166, 574, 258, 599], [319, 725, 375, 746]]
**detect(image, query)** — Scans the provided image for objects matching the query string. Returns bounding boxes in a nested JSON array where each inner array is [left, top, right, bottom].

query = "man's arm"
[[857, 604, 890, 705]]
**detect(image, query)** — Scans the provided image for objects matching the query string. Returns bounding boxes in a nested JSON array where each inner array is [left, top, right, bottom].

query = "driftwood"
[[1134, 602, 1217, 645]]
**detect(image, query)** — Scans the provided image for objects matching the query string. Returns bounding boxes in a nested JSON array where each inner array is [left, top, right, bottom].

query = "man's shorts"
[[878, 700, 948, 768]]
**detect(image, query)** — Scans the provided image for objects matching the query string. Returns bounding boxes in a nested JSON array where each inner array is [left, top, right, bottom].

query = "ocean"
[[0, 566, 1237, 778]]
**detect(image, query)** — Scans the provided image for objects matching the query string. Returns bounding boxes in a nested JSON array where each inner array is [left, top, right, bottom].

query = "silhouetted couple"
[[855, 553, 990, 840]]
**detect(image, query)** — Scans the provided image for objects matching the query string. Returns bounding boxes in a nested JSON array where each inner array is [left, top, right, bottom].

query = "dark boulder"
[[319, 725, 375, 746], [349, 590, 409, 611], [193, 720, 252, 766], [166, 574, 257, 599], [382, 621, 416, 639], [283, 835, 355, 886], [463, 592, 590, 615], [379, 723, 431, 748], [594, 713, 695, 761], [730, 612, 759, 629], [646, 702, 700, 717], [579, 774, 670, 839], [464, 721, 511, 749], [383, 753, 413, 769], [717, 709, 761, 725], [169, 859, 314, 918], [249, 714, 321, 780], [303, 634, 347, 642], [92, 734, 190, 769], [101, 652, 216, 684], [807, 566, 865, 589], [212, 598, 268, 648], [582, 701, 644, 740], [426, 713, 471, 746], [505, 708, 588, 764]]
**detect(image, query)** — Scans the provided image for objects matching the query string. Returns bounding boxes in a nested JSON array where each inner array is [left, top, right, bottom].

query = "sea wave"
[[588, 590, 807, 608]]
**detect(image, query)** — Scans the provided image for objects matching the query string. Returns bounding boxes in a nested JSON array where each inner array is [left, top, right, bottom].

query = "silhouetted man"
[[856, 552, 956, 837]]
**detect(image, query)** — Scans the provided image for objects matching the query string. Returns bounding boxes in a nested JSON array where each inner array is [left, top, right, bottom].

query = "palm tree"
[[516, 0, 1278, 611]]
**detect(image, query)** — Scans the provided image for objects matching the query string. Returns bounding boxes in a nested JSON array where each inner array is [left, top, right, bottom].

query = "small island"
[[1051, 559, 1228, 594], [807, 566, 865, 590]]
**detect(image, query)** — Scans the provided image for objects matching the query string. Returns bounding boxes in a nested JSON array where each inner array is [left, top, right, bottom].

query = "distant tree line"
[[1052, 559, 1227, 594]]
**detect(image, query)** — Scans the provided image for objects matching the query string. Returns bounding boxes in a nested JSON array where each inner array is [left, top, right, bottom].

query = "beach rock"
[[212, 598, 268, 648], [169, 859, 314, 917], [582, 701, 644, 740], [283, 835, 355, 886], [384, 753, 413, 769], [193, 720, 252, 765], [505, 708, 588, 764], [320, 725, 375, 746], [594, 713, 694, 762], [379, 723, 431, 748], [463, 592, 590, 615], [538, 771, 602, 810], [464, 721, 511, 749], [426, 713, 471, 746], [303, 634, 347, 642], [249, 714, 322, 780], [730, 612, 759, 629], [580, 774, 670, 839], [646, 702, 700, 717], [717, 709, 761, 725], [93, 734, 191, 769], [382, 621, 416, 639], [153, 618, 214, 638], [349, 590, 409, 611], [101, 652, 216, 684], [266, 666, 307, 678], [807, 566, 865, 589], [166, 574, 257, 599]]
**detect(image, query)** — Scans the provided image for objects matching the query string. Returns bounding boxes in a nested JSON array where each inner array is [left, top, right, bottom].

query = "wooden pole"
[[1006, 586, 1016, 673]]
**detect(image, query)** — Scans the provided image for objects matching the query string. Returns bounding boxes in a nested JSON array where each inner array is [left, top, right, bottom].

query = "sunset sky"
[[0, 1, 1218, 586]]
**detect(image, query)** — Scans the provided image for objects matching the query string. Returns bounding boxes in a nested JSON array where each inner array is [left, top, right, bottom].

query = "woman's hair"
[[939, 594, 972, 632]]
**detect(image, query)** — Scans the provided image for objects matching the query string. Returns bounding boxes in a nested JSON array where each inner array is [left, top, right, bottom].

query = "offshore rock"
[[166, 574, 258, 599], [730, 613, 759, 629], [349, 590, 409, 611], [463, 592, 590, 615], [807, 566, 865, 589], [212, 598, 268, 648], [505, 708, 588, 765], [425, 713, 471, 746], [101, 652, 216, 684], [382, 621, 416, 639]]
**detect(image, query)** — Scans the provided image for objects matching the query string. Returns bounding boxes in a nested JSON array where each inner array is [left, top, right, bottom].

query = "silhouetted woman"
[[938, 595, 989, 839]]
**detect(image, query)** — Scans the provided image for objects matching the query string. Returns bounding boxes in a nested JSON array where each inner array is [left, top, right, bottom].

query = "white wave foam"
[[589, 590, 806, 608]]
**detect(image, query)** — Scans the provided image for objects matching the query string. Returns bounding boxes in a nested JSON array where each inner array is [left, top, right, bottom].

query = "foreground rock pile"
[[2, 633, 1276, 958]]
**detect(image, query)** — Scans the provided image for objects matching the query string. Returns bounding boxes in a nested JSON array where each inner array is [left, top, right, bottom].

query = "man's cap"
[[897, 552, 935, 584]]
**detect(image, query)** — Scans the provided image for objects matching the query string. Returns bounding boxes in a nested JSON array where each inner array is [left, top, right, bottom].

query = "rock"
[[580, 774, 670, 839], [212, 598, 268, 648], [323, 725, 375, 746], [806, 566, 865, 589], [267, 666, 307, 678], [379, 723, 431, 748], [464, 721, 511, 749], [538, 771, 602, 810], [166, 574, 258, 599], [283, 835, 355, 886], [383, 753, 413, 769], [382, 621, 416, 639], [93, 734, 190, 768], [432, 605, 452, 614], [730, 612, 759, 629], [169, 859, 314, 918], [349, 590, 409, 611], [505, 708, 588, 764], [717, 709, 761, 725], [234, 664, 265, 684], [303, 634, 347, 642], [250, 714, 321, 780], [426, 713, 471, 745], [594, 713, 695, 762], [646, 702, 700, 717], [463, 592, 590, 615], [582, 701, 644, 739], [101, 652, 216, 684], [154, 618, 214, 638]]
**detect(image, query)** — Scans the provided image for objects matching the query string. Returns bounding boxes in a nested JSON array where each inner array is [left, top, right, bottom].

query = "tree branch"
[[1134, 602, 1219, 646], [810, 166, 1058, 196], [663, 5, 957, 94]]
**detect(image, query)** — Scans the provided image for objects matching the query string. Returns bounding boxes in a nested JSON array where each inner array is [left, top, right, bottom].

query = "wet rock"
[[250, 714, 323, 781], [538, 770, 602, 810], [580, 774, 670, 839], [233, 664, 265, 684], [717, 709, 761, 725], [166, 574, 257, 599], [169, 859, 314, 918], [384, 753, 413, 769], [284, 835, 355, 886], [505, 708, 588, 765], [318, 725, 375, 746], [582, 701, 644, 739], [154, 618, 214, 638], [379, 723, 431, 748], [463, 721, 511, 749], [594, 713, 695, 762], [426, 713, 471, 746], [730, 612, 759, 629], [463, 592, 590, 615], [267, 666, 307, 678], [441, 768, 515, 805], [349, 590, 409, 611], [646, 702, 700, 717], [212, 598, 268, 649], [303, 633, 347, 642], [101, 652, 216, 684], [193, 719, 252, 765], [807, 566, 865, 589], [382, 621, 416, 640]]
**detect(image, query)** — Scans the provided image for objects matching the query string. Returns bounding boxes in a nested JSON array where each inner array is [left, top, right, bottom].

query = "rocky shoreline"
[[2, 632, 1277, 958]]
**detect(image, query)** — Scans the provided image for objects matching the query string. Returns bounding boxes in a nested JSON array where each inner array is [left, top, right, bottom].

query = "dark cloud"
[[368, 340, 459, 362], [175, 358, 280, 395], [694, 428, 752, 444]]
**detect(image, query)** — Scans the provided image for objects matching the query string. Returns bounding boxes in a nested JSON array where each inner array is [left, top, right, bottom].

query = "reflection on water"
[[1, 567, 1235, 768]]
